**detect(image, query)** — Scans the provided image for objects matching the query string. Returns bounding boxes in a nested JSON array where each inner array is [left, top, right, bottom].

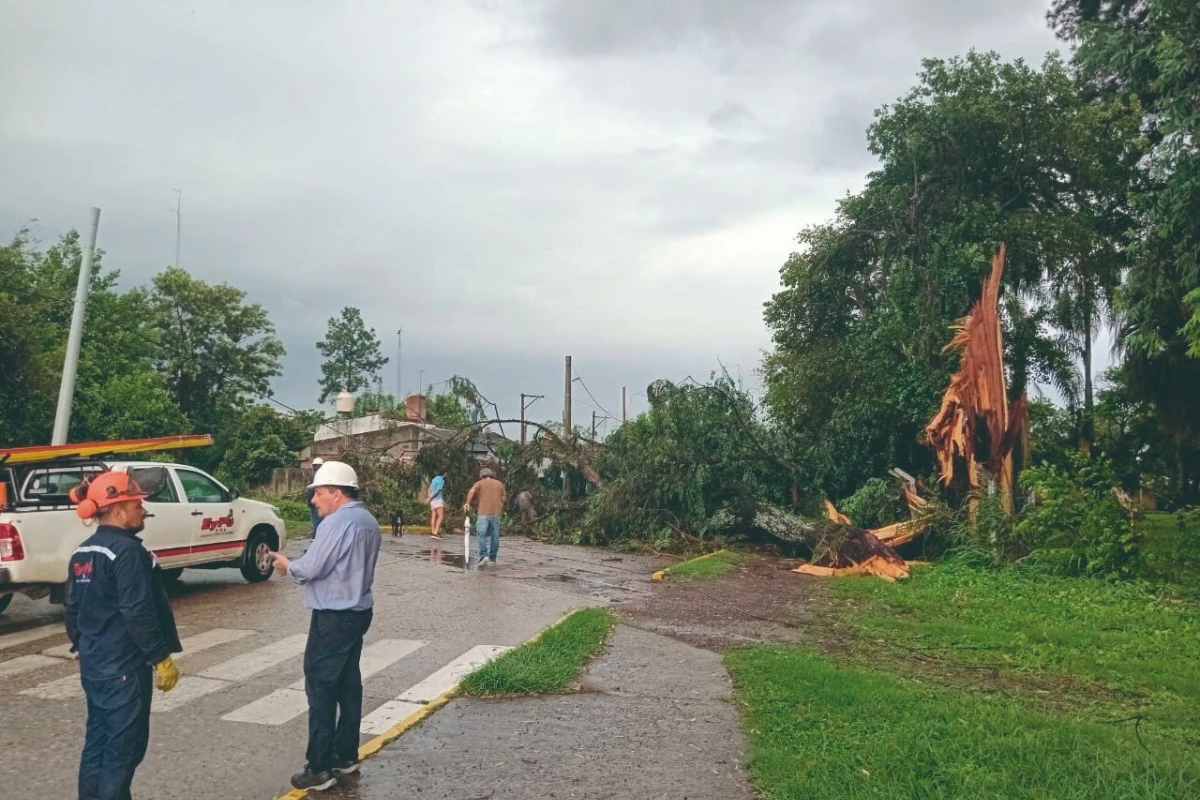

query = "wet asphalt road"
[[0, 532, 664, 799]]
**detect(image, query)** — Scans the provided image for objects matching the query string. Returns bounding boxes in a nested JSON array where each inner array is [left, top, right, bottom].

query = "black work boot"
[[291, 766, 336, 791]]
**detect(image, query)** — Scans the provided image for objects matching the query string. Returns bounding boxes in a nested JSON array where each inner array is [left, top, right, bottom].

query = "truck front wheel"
[[0, 593, 13, 614], [241, 528, 277, 583]]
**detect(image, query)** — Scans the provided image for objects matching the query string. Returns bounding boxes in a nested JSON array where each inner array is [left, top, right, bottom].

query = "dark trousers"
[[304, 608, 373, 772], [78, 665, 153, 800]]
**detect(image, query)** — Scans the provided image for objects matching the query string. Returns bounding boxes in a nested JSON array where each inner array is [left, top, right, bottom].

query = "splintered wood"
[[798, 246, 1022, 583], [923, 245, 1024, 513], [794, 556, 911, 582]]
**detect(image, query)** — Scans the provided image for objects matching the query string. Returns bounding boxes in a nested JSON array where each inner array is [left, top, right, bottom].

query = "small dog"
[[390, 510, 404, 537]]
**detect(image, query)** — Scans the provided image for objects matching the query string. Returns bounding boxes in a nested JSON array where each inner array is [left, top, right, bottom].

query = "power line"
[[572, 370, 618, 421]]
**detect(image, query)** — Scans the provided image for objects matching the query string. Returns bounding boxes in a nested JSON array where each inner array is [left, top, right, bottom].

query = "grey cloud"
[[708, 101, 755, 131], [3, 0, 1059, 417], [531, 0, 803, 57]]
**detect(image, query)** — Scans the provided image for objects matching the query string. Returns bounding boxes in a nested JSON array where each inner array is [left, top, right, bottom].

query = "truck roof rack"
[[0, 435, 214, 467]]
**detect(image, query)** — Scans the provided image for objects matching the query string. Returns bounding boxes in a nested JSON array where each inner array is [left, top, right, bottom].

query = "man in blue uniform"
[[66, 471, 182, 800], [269, 460, 380, 792]]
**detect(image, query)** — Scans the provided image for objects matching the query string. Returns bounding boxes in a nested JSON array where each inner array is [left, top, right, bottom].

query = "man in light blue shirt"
[[269, 461, 380, 792]]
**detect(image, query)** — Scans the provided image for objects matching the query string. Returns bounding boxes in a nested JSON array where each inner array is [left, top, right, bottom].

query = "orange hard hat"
[[69, 472, 149, 519]]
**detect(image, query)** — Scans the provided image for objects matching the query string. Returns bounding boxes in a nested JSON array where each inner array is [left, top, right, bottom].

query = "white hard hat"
[[309, 461, 358, 489], [312, 457, 325, 466]]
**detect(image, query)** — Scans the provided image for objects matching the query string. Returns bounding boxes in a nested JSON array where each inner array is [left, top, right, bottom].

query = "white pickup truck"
[[0, 459, 288, 614]]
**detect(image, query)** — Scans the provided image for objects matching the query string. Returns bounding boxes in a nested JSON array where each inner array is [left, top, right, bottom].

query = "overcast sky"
[[2, 0, 1064, 432]]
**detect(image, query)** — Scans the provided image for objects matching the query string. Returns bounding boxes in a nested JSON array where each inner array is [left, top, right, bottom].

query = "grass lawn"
[[663, 549, 741, 581], [829, 561, 1200, 736], [726, 646, 1200, 800], [725, 560, 1200, 798], [1139, 511, 1200, 587], [460, 607, 615, 696]]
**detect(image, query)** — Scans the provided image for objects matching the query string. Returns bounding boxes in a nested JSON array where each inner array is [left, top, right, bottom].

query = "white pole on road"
[[464, 512, 471, 571], [51, 207, 101, 445]]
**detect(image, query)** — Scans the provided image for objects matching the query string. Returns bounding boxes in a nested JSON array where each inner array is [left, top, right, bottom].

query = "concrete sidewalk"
[[334, 624, 756, 799]]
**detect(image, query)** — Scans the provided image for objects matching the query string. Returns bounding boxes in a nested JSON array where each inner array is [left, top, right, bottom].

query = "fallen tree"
[[751, 504, 910, 580]]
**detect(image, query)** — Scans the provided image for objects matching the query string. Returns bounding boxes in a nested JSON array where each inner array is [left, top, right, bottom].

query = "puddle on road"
[[405, 549, 468, 569]]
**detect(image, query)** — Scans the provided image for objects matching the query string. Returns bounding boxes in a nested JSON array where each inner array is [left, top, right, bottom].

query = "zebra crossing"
[[1, 622, 510, 735]]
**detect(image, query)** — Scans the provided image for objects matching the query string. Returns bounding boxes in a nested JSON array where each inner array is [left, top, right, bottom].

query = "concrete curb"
[[271, 608, 583, 800], [651, 548, 728, 582]]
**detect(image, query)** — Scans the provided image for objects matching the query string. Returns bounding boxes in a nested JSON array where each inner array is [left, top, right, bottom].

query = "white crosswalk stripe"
[[0, 623, 65, 652], [11, 622, 512, 736], [359, 644, 510, 735], [0, 654, 61, 679], [19, 628, 257, 701], [221, 639, 427, 726], [153, 633, 309, 713], [197, 632, 307, 681]]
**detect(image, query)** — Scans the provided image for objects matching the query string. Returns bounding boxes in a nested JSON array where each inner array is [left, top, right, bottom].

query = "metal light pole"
[[396, 328, 403, 399], [172, 189, 182, 266], [51, 207, 101, 445]]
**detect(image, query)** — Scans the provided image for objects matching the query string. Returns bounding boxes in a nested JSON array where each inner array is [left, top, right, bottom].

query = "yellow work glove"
[[154, 656, 180, 692]]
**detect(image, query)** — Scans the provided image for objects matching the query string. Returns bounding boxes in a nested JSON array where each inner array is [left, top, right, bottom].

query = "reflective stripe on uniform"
[[74, 545, 117, 560]]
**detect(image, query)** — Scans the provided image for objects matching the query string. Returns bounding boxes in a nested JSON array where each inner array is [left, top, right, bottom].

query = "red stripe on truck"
[[154, 540, 245, 559]]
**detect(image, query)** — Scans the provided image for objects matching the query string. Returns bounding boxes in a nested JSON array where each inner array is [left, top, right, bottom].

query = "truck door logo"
[[200, 510, 235, 532]]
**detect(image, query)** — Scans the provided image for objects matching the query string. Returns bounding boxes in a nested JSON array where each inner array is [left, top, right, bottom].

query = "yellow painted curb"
[[651, 548, 728, 582], [272, 608, 584, 800]]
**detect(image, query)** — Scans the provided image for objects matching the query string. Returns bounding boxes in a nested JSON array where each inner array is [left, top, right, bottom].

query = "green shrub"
[[840, 478, 907, 529], [1017, 455, 1142, 578]]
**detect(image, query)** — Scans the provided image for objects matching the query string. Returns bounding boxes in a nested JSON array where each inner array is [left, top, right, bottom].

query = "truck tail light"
[[0, 523, 25, 561]]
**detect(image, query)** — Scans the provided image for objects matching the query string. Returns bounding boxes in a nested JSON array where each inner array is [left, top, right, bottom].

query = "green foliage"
[[726, 645, 1200, 800], [149, 266, 284, 432], [353, 391, 401, 416], [763, 51, 1139, 499], [1138, 510, 1200, 589], [0, 230, 201, 446], [1018, 455, 1142, 578], [71, 371, 189, 442], [425, 391, 472, 428], [1027, 397, 1077, 471], [580, 377, 793, 546], [839, 478, 906, 529], [1051, 0, 1200, 502], [316, 306, 387, 404], [215, 406, 308, 489], [460, 608, 615, 696]]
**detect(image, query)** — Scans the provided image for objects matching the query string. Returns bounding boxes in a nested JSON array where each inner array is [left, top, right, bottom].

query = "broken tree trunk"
[[924, 244, 1024, 514], [751, 504, 910, 581]]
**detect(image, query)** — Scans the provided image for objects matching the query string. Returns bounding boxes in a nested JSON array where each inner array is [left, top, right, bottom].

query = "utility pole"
[[172, 189, 182, 267], [52, 207, 101, 445], [520, 393, 543, 445], [622, 386, 627, 423], [563, 355, 572, 498], [396, 328, 403, 399], [591, 410, 597, 439], [563, 356, 573, 437]]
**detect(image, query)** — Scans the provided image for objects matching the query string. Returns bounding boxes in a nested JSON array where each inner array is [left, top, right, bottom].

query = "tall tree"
[[150, 266, 285, 432], [0, 230, 189, 446], [763, 52, 1139, 497], [316, 307, 388, 404], [1051, 0, 1200, 500]]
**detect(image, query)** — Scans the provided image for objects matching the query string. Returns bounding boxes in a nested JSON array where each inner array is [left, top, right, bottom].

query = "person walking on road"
[[306, 457, 325, 535], [268, 461, 381, 792], [464, 467, 506, 567], [428, 469, 446, 540], [66, 472, 182, 800]]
